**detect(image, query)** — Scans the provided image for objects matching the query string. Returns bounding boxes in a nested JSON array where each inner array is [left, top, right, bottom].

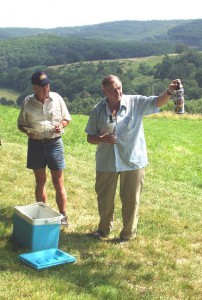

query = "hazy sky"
[[1, 0, 201, 28]]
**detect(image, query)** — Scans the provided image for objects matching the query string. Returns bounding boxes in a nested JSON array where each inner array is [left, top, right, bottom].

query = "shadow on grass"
[[0, 206, 13, 225], [1, 205, 144, 299], [2, 231, 143, 300]]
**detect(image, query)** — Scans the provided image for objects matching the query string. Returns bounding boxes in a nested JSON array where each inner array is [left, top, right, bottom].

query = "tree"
[[195, 69, 202, 88], [0, 57, 8, 71], [175, 43, 189, 54], [154, 55, 175, 79], [186, 99, 202, 114], [70, 92, 98, 115], [51, 79, 66, 96]]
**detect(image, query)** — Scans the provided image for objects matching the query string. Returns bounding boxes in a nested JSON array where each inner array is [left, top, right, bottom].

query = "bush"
[[186, 98, 202, 114], [160, 100, 174, 112], [0, 97, 16, 107]]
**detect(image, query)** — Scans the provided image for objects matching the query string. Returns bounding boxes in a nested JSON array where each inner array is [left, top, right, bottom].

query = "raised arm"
[[156, 79, 183, 108]]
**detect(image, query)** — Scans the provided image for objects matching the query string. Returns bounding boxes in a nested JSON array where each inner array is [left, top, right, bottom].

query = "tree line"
[[0, 35, 177, 71], [1, 20, 202, 49], [1, 50, 202, 114]]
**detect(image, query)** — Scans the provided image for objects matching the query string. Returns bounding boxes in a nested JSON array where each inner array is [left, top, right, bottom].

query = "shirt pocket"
[[127, 116, 135, 131], [50, 108, 62, 122], [118, 116, 135, 135]]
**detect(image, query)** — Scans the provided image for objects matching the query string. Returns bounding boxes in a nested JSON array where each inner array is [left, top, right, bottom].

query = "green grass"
[[0, 106, 202, 300]]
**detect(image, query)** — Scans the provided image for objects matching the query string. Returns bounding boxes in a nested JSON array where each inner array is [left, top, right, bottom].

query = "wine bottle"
[[174, 81, 185, 114], [107, 114, 115, 133], [107, 114, 117, 143]]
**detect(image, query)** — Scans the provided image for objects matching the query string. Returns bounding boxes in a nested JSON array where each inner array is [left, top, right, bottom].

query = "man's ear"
[[102, 88, 107, 96], [32, 85, 37, 92]]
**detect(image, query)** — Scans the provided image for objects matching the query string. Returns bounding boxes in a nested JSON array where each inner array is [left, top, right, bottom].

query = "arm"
[[54, 95, 71, 132], [58, 94, 71, 127], [18, 124, 28, 134], [156, 79, 182, 108], [53, 119, 70, 134], [18, 124, 37, 139], [87, 133, 117, 145], [17, 98, 36, 137], [61, 119, 70, 128]]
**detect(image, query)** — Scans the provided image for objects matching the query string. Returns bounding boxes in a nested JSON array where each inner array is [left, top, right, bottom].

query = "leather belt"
[[30, 136, 61, 143]]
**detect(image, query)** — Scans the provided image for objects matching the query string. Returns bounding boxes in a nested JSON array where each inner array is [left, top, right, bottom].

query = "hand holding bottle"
[[52, 121, 63, 133], [98, 114, 117, 144], [174, 79, 184, 114], [107, 114, 117, 143], [99, 132, 117, 144]]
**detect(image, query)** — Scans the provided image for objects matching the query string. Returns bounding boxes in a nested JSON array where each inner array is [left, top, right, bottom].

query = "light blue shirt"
[[85, 95, 159, 172]]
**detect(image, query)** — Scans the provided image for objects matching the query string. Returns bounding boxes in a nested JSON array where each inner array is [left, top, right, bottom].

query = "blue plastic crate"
[[13, 203, 63, 251], [19, 248, 76, 270]]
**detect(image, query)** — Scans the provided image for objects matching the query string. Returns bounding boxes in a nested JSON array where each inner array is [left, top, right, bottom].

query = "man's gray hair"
[[102, 75, 121, 87]]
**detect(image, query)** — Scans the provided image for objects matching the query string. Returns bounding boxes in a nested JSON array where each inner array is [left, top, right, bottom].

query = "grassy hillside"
[[0, 88, 20, 101], [0, 55, 166, 105], [51, 55, 164, 86], [0, 106, 201, 299]]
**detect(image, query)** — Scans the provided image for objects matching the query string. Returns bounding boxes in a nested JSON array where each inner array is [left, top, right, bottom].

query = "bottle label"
[[107, 123, 115, 133], [107, 114, 117, 142], [174, 88, 185, 114]]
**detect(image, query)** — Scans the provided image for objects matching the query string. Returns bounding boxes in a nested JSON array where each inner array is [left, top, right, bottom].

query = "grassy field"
[[0, 105, 201, 300], [0, 88, 20, 101]]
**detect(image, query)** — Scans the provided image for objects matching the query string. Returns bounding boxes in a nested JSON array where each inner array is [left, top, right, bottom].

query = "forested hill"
[[1, 19, 202, 115], [0, 19, 202, 48]]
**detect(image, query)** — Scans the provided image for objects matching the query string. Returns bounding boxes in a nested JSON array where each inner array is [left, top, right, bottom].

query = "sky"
[[1, 0, 201, 29]]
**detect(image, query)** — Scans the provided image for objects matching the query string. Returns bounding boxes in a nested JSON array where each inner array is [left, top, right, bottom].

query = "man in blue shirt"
[[85, 74, 182, 243]]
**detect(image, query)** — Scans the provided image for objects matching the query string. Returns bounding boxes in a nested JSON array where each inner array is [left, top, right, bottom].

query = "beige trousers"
[[95, 168, 145, 240]]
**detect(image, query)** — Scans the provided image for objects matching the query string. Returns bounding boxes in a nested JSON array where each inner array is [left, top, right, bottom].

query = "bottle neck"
[[109, 114, 114, 123]]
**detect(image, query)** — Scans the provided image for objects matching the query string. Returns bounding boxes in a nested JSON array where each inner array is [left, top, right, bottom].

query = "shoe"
[[111, 237, 130, 244], [91, 230, 108, 239], [61, 216, 69, 226]]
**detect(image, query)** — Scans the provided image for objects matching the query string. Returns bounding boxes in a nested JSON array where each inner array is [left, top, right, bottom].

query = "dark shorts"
[[27, 137, 65, 170]]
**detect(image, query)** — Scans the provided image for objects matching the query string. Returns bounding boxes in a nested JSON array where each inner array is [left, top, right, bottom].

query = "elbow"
[[87, 135, 91, 143], [156, 97, 161, 108], [18, 124, 23, 131], [87, 134, 96, 144], [62, 120, 70, 128]]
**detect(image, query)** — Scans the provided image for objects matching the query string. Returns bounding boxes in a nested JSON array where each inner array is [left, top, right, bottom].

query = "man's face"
[[103, 79, 122, 102], [33, 84, 50, 101]]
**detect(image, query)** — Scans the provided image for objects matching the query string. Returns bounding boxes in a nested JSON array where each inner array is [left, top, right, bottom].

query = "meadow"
[[0, 105, 201, 300], [0, 88, 20, 101]]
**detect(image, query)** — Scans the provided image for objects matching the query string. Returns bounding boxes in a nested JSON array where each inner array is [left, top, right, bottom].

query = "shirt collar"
[[103, 96, 127, 115], [103, 96, 126, 109], [32, 93, 53, 102], [120, 95, 127, 109]]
